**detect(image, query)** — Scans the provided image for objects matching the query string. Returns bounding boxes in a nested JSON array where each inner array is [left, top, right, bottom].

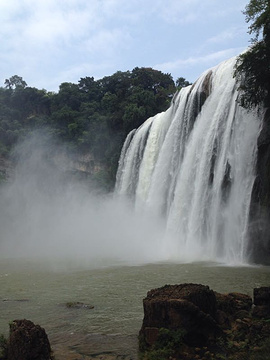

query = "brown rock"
[[253, 287, 270, 306], [215, 292, 252, 317], [139, 284, 270, 359], [7, 319, 53, 360], [252, 287, 270, 319], [252, 305, 270, 319], [143, 327, 159, 346], [145, 284, 217, 318], [140, 284, 220, 347], [216, 309, 230, 327]]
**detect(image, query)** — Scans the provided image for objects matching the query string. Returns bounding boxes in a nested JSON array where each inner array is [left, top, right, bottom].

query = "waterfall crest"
[[115, 57, 261, 264]]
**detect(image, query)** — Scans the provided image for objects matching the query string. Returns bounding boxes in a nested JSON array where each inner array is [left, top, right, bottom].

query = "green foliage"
[[234, 42, 270, 108], [176, 76, 192, 89], [0, 68, 179, 187], [244, 0, 270, 41], [250, 336, 270, 360], [234, 0, 270, 109], [4, 75, 27, 90], [0, 333, 8, 359], [139, 328, 186, 360], [123, 104, 146, 132]]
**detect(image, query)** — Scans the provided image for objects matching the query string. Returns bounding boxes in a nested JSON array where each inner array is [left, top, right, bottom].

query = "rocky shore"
[[1, 284, 269, 360], [139, 284, 270, 360]]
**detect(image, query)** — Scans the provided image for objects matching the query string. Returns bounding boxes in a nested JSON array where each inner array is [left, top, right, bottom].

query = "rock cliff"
[[249, 108, 270, 264]]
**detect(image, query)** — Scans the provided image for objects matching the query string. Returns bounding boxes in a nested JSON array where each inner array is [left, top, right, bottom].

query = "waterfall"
[[115, 57, 261, 264]]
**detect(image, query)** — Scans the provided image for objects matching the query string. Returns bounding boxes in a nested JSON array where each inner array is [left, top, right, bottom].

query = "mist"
[[0, 133, 165, 268]]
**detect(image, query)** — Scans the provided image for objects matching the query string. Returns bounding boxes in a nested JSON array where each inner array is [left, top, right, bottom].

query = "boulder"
[[252, 287, 270, 319], [253, 286, 270, 306], [215, 292, 252, 316], [140, 284, 220, 347], [214, 292, 252, 330], [7, 319, 53, 360], [252, 305, 270, 319]]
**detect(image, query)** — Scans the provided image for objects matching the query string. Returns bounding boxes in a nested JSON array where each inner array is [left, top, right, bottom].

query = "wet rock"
[[145, 284, 217, 318], [65, 301, 94, 309], [252, 286, 270, 319], [7, 319, 53, 360], [140, 284, 220, 347], [215, 309, 230, 327], [252, 305, 270, 318], [253, 286, 270, 306], [215, 292, 252, 322], [1, 299, 30, 303]]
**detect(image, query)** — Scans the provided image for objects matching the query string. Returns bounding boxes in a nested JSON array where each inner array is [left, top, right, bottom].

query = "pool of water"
[[0, 258, 269, 359]]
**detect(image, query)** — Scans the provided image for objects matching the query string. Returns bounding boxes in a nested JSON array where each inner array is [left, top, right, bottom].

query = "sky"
[[0, 0, 251, 92]]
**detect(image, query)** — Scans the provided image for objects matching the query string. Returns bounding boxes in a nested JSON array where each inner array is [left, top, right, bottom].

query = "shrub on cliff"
[[234, 0, 270, 109]]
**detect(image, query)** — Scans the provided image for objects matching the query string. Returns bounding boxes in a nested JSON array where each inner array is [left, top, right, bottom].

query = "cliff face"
[[51, 151, 99, 179], [249, 108, 270, 264], [0, 149, 111, 191]]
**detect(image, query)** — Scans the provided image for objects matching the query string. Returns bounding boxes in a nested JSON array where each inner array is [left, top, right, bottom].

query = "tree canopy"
[[244, 0, 270, 42], [4, 75, 27, 90], [175, 77, 192, 89], [234, 0, 270, 109], [0, 68, 180, 187]]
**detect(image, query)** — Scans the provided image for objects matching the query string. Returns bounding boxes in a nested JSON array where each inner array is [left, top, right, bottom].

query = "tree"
[[176, 77, 192, 89], [55, 82, 81, 111], [4, 75, 27, 90], [244, 0, 270, 43], [131, 67, 175, 96], [78, 76, 101, 102], [0, 66, 177, 186], [234, 0, 270, 109]]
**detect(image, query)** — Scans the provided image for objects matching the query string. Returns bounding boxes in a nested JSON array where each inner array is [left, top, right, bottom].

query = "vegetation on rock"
[[234, 0, 270, 109], [139, 284, 270, 360], [0, 334, 7, 360]]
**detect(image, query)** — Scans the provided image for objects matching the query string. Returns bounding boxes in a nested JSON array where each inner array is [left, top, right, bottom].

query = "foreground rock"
[[0, 321, 136, 360], [140, 284, 220, 347], [139, 284, 270, 360], [5, 319, 53, 360]]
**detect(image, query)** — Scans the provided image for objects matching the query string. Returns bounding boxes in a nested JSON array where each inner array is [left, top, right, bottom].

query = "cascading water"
[[115, 57, 261, 265]]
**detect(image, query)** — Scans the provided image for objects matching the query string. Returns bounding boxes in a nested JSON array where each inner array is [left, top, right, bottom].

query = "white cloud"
[[152, 0, 247, 25], [82, 28, 131, 57], [0, 0, 251, 90], [46, 61, 111, 91], [154, 48, 246, 78], [152, 0, 226, 24], [2, 1, 101, 47], [0, 0, 134, 89], [205, 25, 248, 48], [207, 29, 240, 44], [153, 0, 205, 24]]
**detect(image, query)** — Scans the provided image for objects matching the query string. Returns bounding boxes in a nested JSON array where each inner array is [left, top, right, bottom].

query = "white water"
[[116, 57, 261, 265]]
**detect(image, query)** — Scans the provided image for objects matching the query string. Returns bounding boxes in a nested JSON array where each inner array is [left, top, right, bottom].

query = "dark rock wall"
[[248, 108, 270, 264]]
